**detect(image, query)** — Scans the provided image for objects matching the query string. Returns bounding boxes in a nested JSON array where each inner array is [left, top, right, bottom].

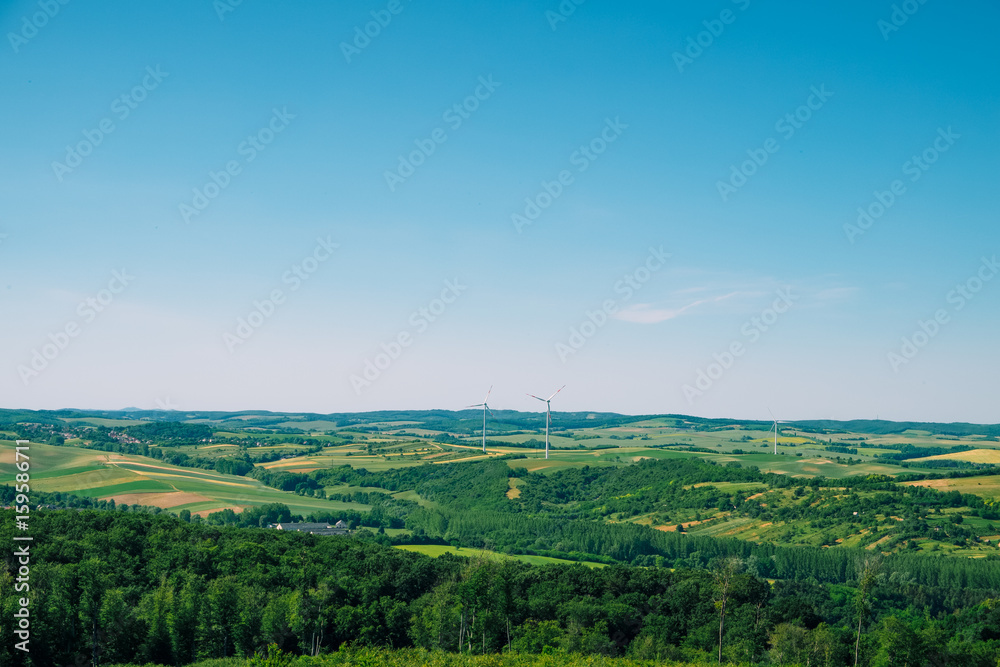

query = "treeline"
[[0, 484, 165, 515], [119, 421, 214, 443], [251, 460, 516, 513], [792, 419, 1000, 438], [4, 510, 1000, 667], [80, 436, 256, 476], [198, 503, 406, 531]]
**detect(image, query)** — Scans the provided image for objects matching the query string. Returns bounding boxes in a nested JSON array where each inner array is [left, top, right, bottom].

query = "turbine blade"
[[767, 408, 775, 421], [466, 403, 485, 408], [547, 385, 566, 401], [484, 385, 493, 402], [527, 393, 546, 402]]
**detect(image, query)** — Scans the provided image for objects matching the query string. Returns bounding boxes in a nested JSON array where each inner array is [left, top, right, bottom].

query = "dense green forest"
[[3, 510, 1000, 667]]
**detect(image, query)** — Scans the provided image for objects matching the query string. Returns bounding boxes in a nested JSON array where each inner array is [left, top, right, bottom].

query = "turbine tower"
[[527, 385, 565, 459], [467, 386, 494, 453], [767, 408, 788, 455]]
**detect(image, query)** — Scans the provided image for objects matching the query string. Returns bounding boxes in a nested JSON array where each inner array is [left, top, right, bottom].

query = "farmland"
[[4, 408, 1000, 559], [393, 544, 608, 568], [0, 440, 371, 517], [4, 408, 1000, 667]]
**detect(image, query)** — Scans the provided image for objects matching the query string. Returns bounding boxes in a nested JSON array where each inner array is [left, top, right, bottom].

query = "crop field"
[[0, 440, 370, 517], [911, 448, 1000, 465], [393, 544, 607, 568], [142, 422, 920, 480], [6, 410, 999, 561], [903, 475, 1000, 499]]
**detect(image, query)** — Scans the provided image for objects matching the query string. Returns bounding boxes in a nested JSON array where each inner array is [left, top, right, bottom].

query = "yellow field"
[[910, 449, 1000, 464], [903, 475, 1000, 498]]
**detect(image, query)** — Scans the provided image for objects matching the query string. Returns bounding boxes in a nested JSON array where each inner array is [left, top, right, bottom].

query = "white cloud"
[[614, 291, 740, 324]]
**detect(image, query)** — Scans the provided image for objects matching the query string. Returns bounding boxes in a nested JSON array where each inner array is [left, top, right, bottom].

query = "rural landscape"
[[5, 1, 996, 666], [4, 407, 1000, 666]]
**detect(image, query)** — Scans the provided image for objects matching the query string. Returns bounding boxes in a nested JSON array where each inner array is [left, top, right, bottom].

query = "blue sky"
[[1, 0, 997, 422]]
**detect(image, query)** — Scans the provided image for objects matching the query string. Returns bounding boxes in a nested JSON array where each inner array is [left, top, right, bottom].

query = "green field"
[[0, 440, 371, 517], [393, 544, 607, 568], [6, 409, 1000, 560]]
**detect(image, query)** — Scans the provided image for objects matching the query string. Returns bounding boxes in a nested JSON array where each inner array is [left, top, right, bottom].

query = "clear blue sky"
[[1, 0, 997, 422]]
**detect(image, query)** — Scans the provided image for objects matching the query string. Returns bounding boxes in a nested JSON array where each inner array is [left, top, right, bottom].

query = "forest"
[[2, 510, 1000, 667]]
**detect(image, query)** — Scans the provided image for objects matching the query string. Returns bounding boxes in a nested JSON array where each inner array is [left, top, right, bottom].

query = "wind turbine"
[[467, 386, 494, 453], [767, 408, 789, 455], [527, 385, 565, 459]]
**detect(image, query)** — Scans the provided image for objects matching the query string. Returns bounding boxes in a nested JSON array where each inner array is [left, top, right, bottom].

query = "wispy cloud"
[[614, 291, 741, 324], [813, 286, 860, 301]]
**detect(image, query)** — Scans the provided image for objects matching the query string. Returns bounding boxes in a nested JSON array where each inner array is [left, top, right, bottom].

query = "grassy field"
[[903, 475, 1000, 499], [8, 412, 999, 561], [910, 449, 1000, 465], [0, 440, 370, 517], [393, 544, 607, 568]]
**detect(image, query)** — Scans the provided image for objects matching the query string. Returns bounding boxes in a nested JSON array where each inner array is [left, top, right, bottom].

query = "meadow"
[[0, 439, 371, 517], [393, 544, 608, 568]]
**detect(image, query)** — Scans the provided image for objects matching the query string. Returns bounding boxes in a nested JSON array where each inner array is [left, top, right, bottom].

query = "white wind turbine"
[[527, 385, 565, 460], [767, 408, 789, 455], [467, 386, 494, 453]]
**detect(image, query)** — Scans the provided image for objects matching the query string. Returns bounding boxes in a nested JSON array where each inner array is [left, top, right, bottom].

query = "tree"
[[872, 616, 924, 667], [853, 555, 883, 667], [262, 591, 297, 652], [200, 576, 241, 658], [98, 589, 140, 663], [411, 580, 461, 651], [76, 558, 110, 667], [138, 582, 173, 663], [511, 619, 563, 653], [171, 575, 202, 665], [769, 623, 809, 665], [810, 623, 847, 667], [712, 556, 743, 664]]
